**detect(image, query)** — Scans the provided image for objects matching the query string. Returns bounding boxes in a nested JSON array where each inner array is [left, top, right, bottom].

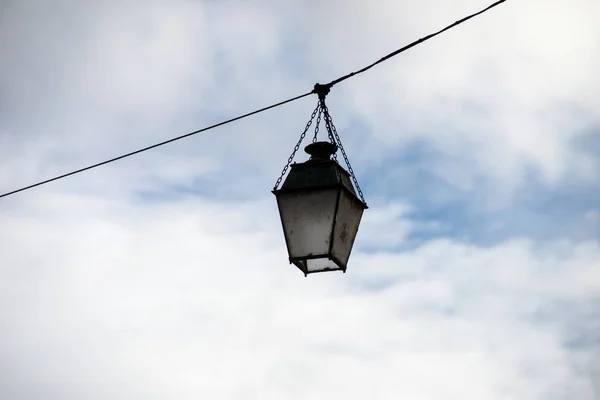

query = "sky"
[[0, 0, 599, 398]]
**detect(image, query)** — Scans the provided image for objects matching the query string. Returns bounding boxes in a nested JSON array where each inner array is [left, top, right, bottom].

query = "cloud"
[[1, 0, 599, 398], [0, 193, 599, 399], [302, 0, 600, 192]]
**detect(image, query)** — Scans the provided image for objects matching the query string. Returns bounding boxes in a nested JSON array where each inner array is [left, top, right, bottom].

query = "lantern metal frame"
[[273, 142, 367, 275]]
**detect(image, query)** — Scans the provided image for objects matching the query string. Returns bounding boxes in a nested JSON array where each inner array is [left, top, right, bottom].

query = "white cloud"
[[303, 0, 600, 194], [0, 193, 599, 399], [1, 0, 599, 398], [3, 0, 598, 198]]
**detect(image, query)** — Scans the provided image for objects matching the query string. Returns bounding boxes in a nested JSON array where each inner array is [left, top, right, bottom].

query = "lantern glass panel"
[[332, 189, 365, 266], [276, 189, 338, 259]]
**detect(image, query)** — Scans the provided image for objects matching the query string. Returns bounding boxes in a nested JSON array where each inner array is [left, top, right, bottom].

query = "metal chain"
[[273, 102, 320, 190], [317, 99, 338, 160], [321, 103, 366, 204], [312, 105, 323, 143]]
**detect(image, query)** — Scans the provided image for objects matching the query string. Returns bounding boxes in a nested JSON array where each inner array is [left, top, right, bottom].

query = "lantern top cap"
[[304, 141, 337, 161]]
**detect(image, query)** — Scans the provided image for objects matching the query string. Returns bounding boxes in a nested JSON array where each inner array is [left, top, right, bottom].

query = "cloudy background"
[[1, 0, 599, 398]]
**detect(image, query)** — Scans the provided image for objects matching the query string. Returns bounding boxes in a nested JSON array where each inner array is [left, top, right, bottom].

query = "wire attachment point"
[[312, 83, 331, 100]]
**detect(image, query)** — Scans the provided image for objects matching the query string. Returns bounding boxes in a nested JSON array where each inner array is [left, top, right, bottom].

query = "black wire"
[[325, 0, 507, 88], [0, 91, 312, 199], [0, 0, 508, 200]]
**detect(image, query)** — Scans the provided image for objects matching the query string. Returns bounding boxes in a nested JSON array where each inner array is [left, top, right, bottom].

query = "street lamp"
[[273, 140, 367, 276]]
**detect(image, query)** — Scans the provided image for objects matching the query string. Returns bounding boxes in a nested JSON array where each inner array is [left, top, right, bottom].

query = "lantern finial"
[[305, 141, 337, 161]]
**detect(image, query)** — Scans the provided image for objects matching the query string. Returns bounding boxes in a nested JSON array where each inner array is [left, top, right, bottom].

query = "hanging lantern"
[[273, 88, 367, 276]]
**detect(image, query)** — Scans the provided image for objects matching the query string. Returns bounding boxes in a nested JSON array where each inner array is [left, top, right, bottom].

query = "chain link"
[[321, 102, 366, 205], [312, 106, 323, 143], [273, 103, 320, 190]]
